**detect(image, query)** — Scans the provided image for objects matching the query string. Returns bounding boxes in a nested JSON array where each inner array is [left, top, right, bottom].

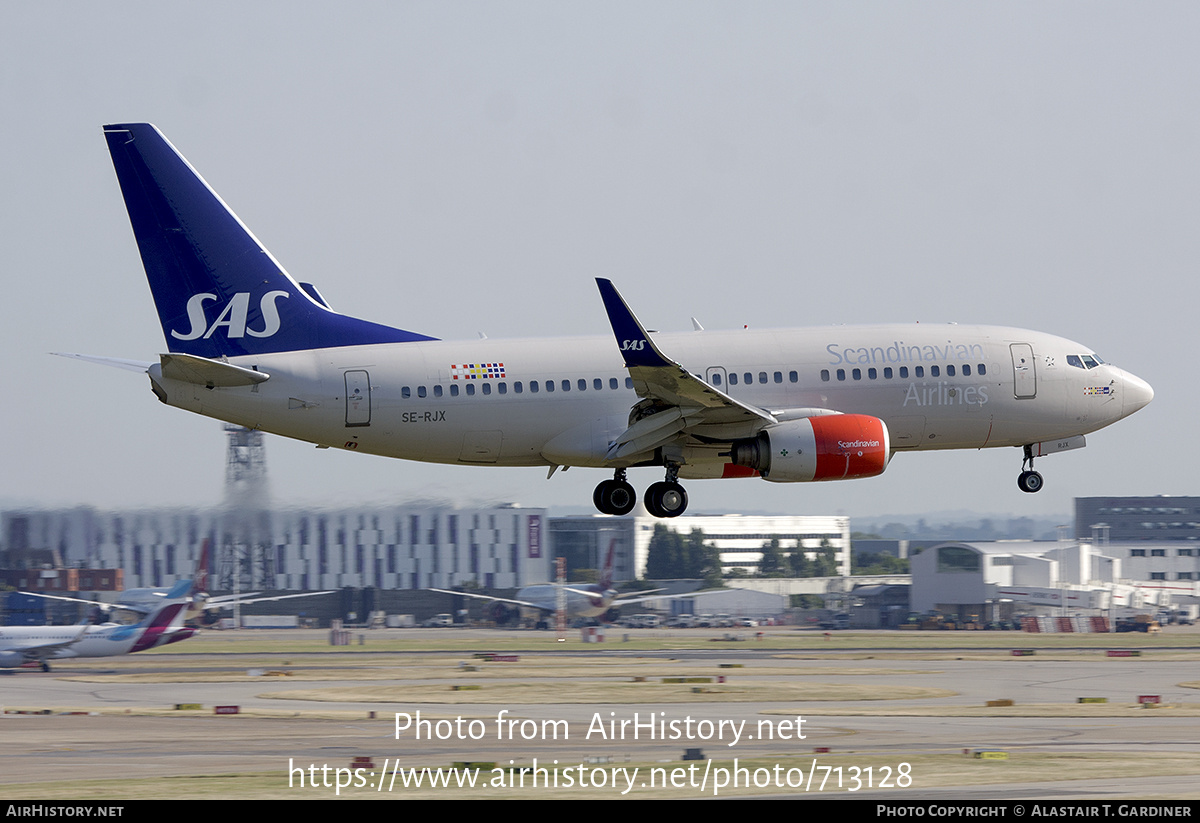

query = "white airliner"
[[430, 541, 674, 625], [0, 601, 194, 672], [21, 542, 334, 625], [82, 123, 1153, 519]]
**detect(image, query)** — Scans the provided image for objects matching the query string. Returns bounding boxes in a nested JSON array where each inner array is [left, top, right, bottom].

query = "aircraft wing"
[[19, 591, 105, 607], [612, 588, 733, 607], [595, 279, 778, 460], [202, 591, 335, 608], [426, 588, 556, 611]]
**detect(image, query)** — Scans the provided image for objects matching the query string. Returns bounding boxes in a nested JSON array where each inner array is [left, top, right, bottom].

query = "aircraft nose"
[[1122, 371, 1154, 417]]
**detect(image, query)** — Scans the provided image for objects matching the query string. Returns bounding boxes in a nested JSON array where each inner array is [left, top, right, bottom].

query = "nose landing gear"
[[1017, 445, 1043, 493]]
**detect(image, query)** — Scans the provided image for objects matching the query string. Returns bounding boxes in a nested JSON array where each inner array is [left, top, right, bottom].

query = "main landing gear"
[[1017, 445, 1044, 494], [592, 466, 690, 518], [593, 469, 637, 516]]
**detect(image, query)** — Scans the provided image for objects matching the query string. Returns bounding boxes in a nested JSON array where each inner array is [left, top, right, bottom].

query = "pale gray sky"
[[1, 2, 1193, 519]]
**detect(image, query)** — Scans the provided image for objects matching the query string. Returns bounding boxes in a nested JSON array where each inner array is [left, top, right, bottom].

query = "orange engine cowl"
[[729, 414, 891, 483]]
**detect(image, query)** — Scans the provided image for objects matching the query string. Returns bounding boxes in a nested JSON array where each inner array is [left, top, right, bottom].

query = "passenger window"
[[915, 366, 924, 378], [625, 377, 633, 389], [883, 367, 893, 379], [498, 382, 507, 395], [758, 372, 767, 384], [546, 381, 555, 393], [434, 385, 443, 397], [978, 364, 986, 376], [899, 366, 908, 378], [773, 371, 782, 383], [712, 373, 722, 386], [481, 383, 491, 395], [514, 382, 523, 394], [450, 385, 460, 397], [729, 373, 739, 385], [821, 369, 830, 382], [837, 369, 846, 381], [529, 381, 538, 394], [961, 364, 970, 377], [744, 372, 752, 384], [868, 368, 877, 380], [789, 370, 798, 383], [852, 368, 862, 381], [947, 365, 955, 377], [609, 378, 618, 389], [402, 387, 411, 399], [418, 386, 427, 398], [593, 378, 602, 390], [931, 366, 940, 377], [562, 380, 570, 392], [466, 384, 475, 396]]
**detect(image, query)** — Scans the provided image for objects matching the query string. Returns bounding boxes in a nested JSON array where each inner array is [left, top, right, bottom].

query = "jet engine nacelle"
[[730, 414, 890, 483]]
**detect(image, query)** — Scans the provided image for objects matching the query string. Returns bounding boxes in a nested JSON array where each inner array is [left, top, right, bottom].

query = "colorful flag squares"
[[450, 363, 506, 380]]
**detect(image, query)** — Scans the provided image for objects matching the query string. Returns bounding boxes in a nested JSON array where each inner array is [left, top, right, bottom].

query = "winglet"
[[595, 279, 674, 369]]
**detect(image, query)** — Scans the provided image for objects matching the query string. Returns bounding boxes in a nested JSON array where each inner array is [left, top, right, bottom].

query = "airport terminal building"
[[2, 505, 549, 594], [2, 507, 846, 596], [912, 540, 1200, 620], [550, 513, 851, 580]]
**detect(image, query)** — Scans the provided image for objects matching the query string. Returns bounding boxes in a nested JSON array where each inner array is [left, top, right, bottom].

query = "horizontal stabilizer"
[[52, 352, 153, 373], [160, 353, 270, 387]]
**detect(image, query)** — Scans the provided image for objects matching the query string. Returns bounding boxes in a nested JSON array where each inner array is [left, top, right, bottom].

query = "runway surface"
[[2, 629, 1199, 799]]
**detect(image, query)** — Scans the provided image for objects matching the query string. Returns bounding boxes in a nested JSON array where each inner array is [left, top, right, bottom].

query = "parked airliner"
[[21, 542, 333, 624], [0, 601, 194, 672], [430, 541, 672, 625], [84, 124, 1153, 518]]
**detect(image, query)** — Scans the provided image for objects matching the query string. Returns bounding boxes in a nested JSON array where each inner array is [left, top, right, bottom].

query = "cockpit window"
[[1068, 354, 1103, 370]]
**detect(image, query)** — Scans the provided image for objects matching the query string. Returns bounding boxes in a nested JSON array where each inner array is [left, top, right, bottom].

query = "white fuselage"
[[516, 584, 616, 619], [146, 323, 1151, 477], [0, 619, 194, 667]]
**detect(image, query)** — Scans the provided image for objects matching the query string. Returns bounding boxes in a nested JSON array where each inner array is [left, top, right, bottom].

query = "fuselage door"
[[1010, 344, 1036, 399], [705, 367, 728, 389], [345, 370, 371, 427]]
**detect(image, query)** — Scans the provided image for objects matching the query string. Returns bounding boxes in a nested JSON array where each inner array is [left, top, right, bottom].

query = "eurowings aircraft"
[[0, 601, 194, 672], [21, 541, 333, 624], [86, 124, 1153, 518], [429, 541, 672, 625]]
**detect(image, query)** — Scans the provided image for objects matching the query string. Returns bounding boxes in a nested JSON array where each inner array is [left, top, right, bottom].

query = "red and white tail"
[[192, 539, 210, 596], [599, 539, 616, 590]]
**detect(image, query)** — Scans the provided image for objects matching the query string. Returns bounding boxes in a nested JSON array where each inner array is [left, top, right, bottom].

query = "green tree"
[[644, 523, 684, 579], [788, 543, 811, 577], [757, 538, 787, 577], [851, 552, 910, 574], [684, 528, 724, 586]]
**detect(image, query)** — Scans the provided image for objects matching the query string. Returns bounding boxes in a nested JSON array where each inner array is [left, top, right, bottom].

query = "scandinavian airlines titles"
[[826, 340, 986, 366]]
